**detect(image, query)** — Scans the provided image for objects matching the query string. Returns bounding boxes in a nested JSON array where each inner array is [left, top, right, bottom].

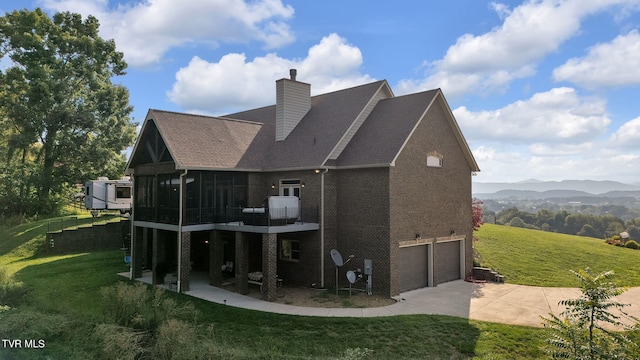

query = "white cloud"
[[553, 30, 640, 88], [454, 87, 610, 143], [609, 116, 640, 148], [465, 87, 640, 183], [167, 33, 375, 114], [39, 0, 295, 67], [472, 143, 640, 183], [528, 142, 595, 156], [397, 0, 638, 97]]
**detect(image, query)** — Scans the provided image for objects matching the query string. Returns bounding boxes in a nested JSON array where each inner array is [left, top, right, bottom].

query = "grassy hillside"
[[0, 213, 122, 274], [6, 219, 640, 358], [2, 252, 546, 359], [0, 217, 551, 359], [474, 223, 640, 287]]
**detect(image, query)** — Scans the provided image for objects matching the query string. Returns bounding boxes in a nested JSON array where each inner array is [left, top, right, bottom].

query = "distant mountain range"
[[473, 180, 640, 198], [473, 180, 640, 214]]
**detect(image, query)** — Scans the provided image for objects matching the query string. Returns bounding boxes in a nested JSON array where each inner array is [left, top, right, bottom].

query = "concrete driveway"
[[182, 278, 640, 328]]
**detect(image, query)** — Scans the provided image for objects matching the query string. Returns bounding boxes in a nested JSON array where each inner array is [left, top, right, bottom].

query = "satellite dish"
[[330, 249, 344, 267], [346, 270, 357, 284]]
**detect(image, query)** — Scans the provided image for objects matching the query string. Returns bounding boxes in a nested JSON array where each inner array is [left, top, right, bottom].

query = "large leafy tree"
[[0, 8, 137, 214]]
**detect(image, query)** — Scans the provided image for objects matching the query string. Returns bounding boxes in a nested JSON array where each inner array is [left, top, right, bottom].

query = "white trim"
[[134, 221, 179, 232], [398, 241, 434, 287], [436, 235, 466, 243], [323, 81, 393, 164], [133, 220, 319, 234], [435, 93, 480, 172], [460, 237, 466, 281], [428, 244, 434, 287], [389, 95, 437, 167]]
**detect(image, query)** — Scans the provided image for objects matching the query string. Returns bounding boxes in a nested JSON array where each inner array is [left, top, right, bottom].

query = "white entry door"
[[279, 179, 301, 220], [279, 179, 301, 198]]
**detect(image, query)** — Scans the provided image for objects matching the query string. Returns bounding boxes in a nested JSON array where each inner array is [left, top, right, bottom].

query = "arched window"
[[426, 151, 443, 168]]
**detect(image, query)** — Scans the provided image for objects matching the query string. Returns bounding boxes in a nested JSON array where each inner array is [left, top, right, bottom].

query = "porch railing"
[[180, 205, 319, 226], [227, 205, 319, 226]]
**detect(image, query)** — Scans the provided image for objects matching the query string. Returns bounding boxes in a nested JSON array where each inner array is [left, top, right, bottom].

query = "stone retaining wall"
[[44, 219, 130, 255], [472, 267, 505, 283]]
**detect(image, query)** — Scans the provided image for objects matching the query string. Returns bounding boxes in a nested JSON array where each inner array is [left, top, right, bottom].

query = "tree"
[[472, 199, 484, 242], [472, 198, 484, 230], [508, 216, 525, 228], [541, 268, 639, 359], [577, 224, 600, 239], [0, 9, 137, 214]]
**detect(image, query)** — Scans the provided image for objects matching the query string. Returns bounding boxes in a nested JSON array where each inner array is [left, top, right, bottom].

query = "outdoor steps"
[[472, 267, 505, 283]]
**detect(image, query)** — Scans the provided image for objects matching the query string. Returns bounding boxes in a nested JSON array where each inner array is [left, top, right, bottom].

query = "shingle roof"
[[141, 110, 263, 170], [126, 79, 479, 173], [226, 80, 388, 170], [336, 90, 439, 167]]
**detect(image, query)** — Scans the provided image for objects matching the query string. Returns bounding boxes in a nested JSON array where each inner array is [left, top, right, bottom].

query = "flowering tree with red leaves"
[[472, 198, 484, 241]]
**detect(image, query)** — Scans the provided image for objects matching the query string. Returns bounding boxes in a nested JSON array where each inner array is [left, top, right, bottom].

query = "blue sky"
[[6, 0, 640, 184]]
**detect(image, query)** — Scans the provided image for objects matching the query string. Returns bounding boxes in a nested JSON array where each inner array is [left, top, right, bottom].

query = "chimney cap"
[[289, 69, 297, 81]]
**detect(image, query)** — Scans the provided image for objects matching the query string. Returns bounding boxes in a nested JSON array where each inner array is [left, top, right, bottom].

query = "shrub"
[[541, 268, 639, 359], [101, 282, 196, 331], [100, 281, 149, 328], [0, 309, 70, 340], [154, 319, 217, 360], [95, 323, 146, 360], [625, 240, 639, 249], [0, 268, 28, 307], [97, 282, 210, 359]]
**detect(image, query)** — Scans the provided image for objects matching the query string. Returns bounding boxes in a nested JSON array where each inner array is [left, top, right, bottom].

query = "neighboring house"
[[126, 70, 479, 301]]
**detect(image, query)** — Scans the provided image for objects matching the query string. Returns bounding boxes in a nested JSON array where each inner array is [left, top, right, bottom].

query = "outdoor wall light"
[[301, 182, 305, 188], [415, 233, 421, 240], [314, 169, 321, 174], [271, 183, 276, 189], [450, 229, 456, 236]]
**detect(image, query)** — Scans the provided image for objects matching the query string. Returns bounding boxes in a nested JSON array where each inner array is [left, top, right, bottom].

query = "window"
[[280, 179, 301, 198], [116, 186, 132, 199], [427, 151, 443, 168], [280, 239, 300, 262]]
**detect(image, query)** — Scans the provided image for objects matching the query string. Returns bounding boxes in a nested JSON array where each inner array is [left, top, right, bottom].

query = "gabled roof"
[[336, 89, 480, 172], [127, 110, 263, 171], [126, 79, 479, 173], [225, 80, 390, 170]]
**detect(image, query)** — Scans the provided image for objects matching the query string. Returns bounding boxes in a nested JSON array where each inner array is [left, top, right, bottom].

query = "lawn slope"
[[474, 223, 640, 287], [0, 218, 550, 359]]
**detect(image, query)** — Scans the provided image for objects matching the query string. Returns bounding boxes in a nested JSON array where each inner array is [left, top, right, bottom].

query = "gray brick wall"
[[389, 98, 474, 293], [256, 170, 335, 289], [336, 167, 391, 296]]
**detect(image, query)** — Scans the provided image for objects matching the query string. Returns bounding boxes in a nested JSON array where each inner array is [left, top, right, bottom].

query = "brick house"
[[126, 70, 479, 301]]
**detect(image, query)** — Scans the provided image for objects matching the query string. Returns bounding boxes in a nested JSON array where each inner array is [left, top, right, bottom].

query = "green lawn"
[[2, 251, 546, 359], [2, 219, 632, 359], [474, 224, 640, 287]]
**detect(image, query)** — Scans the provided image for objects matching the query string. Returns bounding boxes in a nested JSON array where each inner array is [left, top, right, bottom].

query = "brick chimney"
[[275, 69, 310, 141]]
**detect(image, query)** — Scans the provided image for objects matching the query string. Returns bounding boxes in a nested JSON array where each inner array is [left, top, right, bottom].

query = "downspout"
[[320, 168, 329, 288], [177, 169, 188, 292], [130, 175, 135, 280]]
